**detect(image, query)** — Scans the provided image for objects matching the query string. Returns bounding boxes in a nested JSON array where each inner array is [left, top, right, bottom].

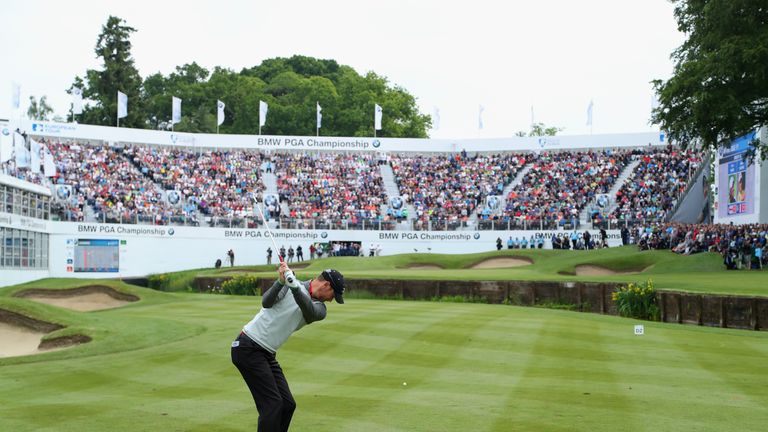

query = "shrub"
[[612, 279, 660, 321], [147, 274, 170, 291], [221, 275, 259, 296]]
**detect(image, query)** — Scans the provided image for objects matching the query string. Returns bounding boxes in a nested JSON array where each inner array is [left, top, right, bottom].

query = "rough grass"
[[0, 281, 766, 432]]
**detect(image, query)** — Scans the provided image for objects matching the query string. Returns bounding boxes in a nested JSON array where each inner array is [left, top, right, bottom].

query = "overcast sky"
[[0, 0, 684, 138]]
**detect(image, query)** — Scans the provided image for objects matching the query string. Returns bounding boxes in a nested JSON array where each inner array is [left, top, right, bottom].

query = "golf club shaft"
[[255, 201, 295, 284]]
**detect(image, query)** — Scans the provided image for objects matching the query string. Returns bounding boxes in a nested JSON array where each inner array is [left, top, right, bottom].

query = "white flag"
[[172, 96, 182, 124], [43, 144, 56, 177], [586, 100, 594, 126], [0, 130, 12, 163], [217, 100, 226, 126], [374, 104, 383, 130], [14, 132, 30, 168], [117, 91, 128, 119], [316, 102, 322, 129], [433, 107, 440, 130], [531, 105, 535, 126], [478, 105, 485, 130], [72, 87, 83, 115], [30, 139, 41, 174], [259, 100, 268, 127], [11, 82, 20, 110]]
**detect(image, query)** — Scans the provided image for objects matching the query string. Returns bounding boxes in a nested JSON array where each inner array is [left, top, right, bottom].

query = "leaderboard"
[[74, 239, 119, 272]]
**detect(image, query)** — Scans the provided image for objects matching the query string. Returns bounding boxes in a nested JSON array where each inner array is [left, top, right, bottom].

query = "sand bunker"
[[573, 265, 642, 276], [405, 264, 444, 270], [469, 257, 533, 269], [0, 309, 90, 358], [15, 286, 139, 312]]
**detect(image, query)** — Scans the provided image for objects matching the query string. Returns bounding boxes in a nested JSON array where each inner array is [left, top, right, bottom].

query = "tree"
[[516, 122, 564, 137], [73, 16, 144, 127], [651, 0, 768, 156], [27, 96, 53, 121]]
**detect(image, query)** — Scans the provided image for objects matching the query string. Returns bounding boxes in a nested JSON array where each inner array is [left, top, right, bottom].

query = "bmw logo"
[[372, 139, 381, 148], [170, 133, 178, 143], [1, 128, 9, 136], [473, 233, 480, 240], [168, 228, 175, 236], [320, 232, 328, 239]]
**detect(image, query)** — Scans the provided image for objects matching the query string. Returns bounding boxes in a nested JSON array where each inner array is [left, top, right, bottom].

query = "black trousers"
[[231, 333, 296, 432]]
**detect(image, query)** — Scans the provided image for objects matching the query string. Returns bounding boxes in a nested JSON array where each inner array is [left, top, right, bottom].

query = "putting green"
[[1, 280, 767, 432]]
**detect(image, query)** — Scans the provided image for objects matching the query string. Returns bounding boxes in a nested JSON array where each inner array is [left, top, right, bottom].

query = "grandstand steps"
[[379, 163, 401, 199], [262, 171, 279, 196], [483, 163, 533, 221], [580, 159, 642, 222], [84, 204, 99, 222], [378, 163, 414, 230], [669, 153, 710, 223]]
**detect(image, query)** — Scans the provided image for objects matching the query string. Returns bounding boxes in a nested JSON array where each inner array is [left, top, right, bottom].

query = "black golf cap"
[[322, 269, 345, 304]]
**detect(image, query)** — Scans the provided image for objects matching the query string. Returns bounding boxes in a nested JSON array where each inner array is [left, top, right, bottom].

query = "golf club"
[[255, 200, 296, 285]]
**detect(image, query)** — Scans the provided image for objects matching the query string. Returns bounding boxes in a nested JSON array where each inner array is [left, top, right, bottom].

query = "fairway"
[[1, 286, 767, 432]]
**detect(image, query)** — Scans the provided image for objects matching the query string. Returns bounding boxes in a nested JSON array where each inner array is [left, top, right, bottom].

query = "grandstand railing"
[[473, 218, 581, 231], [278, 217, 397, 231]]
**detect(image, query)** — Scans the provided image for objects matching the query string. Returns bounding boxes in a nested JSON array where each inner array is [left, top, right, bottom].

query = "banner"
[[586, 100, 594, 126], [374, 104, 382, 130], [478, 105, 485, 129], [166, 190, 182, 207], [172, 96, 182, 124], [217, 100, 225, 126], [14, 132, 30, 167], [30, 139, 41, 174], [117, 91, 128, 119], [54, 184, 73, 201], [11, 82, 20, 110], [432, 107, 440, 130], [259, 100, 268, 127], [316, 102, 322, 129], [72, 87, 83, 115], [43, 144, 56, 177], [0, 129, 12, 163]]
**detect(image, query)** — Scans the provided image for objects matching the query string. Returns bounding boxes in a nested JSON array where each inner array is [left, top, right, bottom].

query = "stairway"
[[580, 159, 642, 222], [480, 163, 534, 219], [379, 163, 415, 230]]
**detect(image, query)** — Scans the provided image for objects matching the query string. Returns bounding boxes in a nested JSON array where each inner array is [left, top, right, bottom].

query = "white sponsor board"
[[0, 211, 50, 232], [48, 222, 622, 278], [23, 120, 666, 153]]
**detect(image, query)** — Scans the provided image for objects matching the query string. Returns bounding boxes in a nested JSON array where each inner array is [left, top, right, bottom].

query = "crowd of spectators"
[[123, 145, 266, 226], [275, 153, 387, 228], [631, 222, 767, 270], [391, 152, 527, 230], [45, 140, 169, 224], [499, 150, 630, 228], [610, 147, 702, 223]]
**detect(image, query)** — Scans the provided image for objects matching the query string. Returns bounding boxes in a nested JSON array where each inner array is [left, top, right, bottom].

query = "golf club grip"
[[284, 269, 296, 285]]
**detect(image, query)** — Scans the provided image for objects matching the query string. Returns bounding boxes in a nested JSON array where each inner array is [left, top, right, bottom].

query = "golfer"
[[231, 262, 345, 431]]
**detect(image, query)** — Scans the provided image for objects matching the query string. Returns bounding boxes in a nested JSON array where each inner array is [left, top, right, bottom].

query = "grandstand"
[[1, 119, 766, 285]]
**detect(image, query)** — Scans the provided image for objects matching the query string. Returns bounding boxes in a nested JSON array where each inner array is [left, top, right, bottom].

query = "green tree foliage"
[[651, 1, 768, 156], [515, 122, 564, 137], [27, 96, 53, 121], [71, 17, 431, 137], [75, 16, 144, 127]]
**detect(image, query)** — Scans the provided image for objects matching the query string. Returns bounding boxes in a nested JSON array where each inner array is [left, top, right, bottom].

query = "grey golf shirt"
[[242, 279, 326, 353]]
